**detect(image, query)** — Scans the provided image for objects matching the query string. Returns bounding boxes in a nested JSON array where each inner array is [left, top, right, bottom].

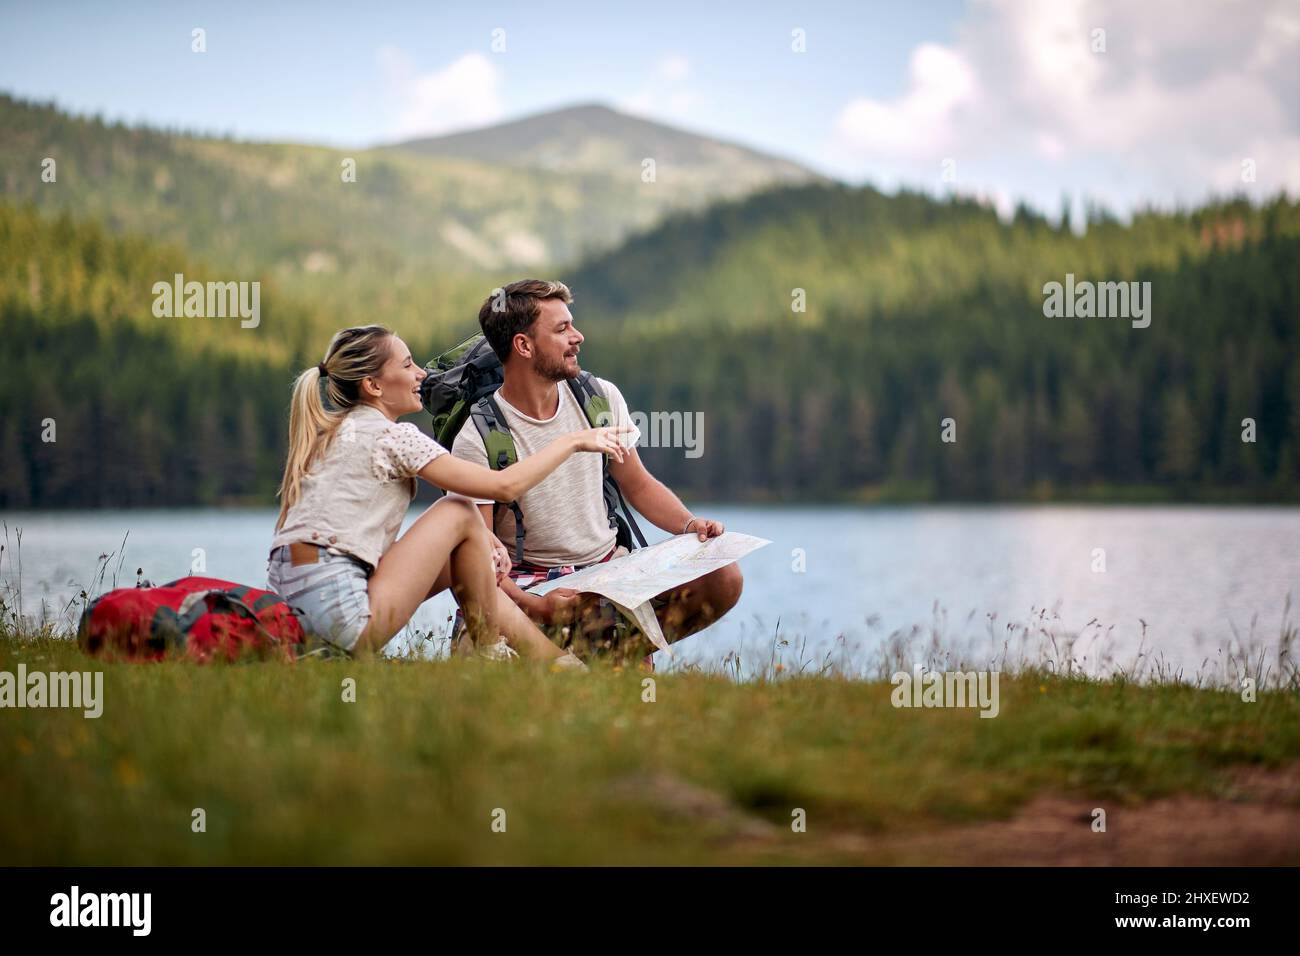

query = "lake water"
[[2, 505, 1296, 683]]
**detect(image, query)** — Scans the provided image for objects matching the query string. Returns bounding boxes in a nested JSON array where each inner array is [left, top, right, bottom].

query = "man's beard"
[[535, 352, 578, 382]]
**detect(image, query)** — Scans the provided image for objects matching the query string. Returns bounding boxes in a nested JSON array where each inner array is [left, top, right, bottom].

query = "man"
[[450, 278, 742, 662]]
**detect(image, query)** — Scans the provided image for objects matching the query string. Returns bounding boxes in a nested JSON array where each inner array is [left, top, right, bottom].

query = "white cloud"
[[835, 43, 976, 158], [380, 47, 504, 139], [619, 54, 700, 121], [830, 0, 1300, 213]]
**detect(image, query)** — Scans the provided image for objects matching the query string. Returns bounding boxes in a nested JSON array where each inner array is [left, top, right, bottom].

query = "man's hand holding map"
[[529, 531, 770, 654]]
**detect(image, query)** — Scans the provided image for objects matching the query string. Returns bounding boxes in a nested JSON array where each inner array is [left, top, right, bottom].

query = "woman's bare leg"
[[444, 584, 565, 661], [494, 588, 566, 661], [446, 524, 497, 650], [359, 496, 568, 663], [358, 496, 496, 654]]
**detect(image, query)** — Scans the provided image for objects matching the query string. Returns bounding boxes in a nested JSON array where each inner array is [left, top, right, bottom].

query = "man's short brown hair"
[[478, 279, 573, 363]]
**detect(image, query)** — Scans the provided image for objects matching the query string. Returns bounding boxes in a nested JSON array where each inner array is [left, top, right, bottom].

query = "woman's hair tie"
[[317, 362, 328, 378]]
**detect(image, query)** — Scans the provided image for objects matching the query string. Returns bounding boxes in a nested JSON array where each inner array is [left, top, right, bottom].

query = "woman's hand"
[[572, 425, 634, 463], [490, 534, 512, 584]]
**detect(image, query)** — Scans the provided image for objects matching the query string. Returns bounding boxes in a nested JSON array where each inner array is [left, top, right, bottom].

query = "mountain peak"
[[387, 101, 822, 185]]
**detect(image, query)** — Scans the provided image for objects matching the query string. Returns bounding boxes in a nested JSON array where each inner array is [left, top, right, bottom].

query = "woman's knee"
[[435, 494, 482, 533], [413, 495, 480, 544]]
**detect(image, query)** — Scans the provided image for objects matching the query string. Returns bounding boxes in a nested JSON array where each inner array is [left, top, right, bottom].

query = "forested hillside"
[[573, 188, 1300, 500], [1, 94, 1296, 508], [0, 94, 818, 342], [0, 205, 300, 507]]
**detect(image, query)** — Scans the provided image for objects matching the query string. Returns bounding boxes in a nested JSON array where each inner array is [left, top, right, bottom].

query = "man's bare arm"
[[609, 446, 723, 540]]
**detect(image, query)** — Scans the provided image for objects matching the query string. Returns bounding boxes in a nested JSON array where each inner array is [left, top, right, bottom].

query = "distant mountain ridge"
[[390, 102, 823, 192], [0, 94, 824, 283]]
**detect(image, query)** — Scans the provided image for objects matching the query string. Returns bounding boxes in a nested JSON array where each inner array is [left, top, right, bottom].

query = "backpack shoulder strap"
[[567, 373, 649, 551], [469, 393, 517, 469], [568, 372, 612, 428], [469, 394, 527, 564]]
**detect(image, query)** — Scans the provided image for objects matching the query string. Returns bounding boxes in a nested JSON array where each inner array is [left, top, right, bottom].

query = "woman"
[[267, 324, 628, 663]]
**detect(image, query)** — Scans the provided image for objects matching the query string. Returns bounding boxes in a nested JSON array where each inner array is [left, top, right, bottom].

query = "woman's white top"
[[271, 404, 446, 568]]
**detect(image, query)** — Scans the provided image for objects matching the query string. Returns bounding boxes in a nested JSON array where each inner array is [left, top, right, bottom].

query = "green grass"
[[3, 632, 1298, 865]]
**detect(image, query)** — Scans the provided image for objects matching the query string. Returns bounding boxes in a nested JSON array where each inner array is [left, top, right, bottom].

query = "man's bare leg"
[[555, 563, 744, 664]]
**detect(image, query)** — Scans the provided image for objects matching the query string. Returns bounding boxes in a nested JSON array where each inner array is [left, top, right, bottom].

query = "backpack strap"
[[568, 373, 648, 550], [612, 474, 649, 548], [471, 376, 649, 566], [470, 394, 527, 565], [568, 372, 610, 427]]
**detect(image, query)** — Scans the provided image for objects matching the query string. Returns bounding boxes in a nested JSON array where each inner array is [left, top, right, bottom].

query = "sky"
[[1, 0, 1296, 219]]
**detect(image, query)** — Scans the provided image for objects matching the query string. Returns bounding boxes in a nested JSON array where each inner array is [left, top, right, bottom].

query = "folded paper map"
[[529, 531, 771, 655]]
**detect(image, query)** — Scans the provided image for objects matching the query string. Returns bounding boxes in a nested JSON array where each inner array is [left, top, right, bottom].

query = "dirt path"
[[821, 763, 1300, 865], [616, 764, 1300, 864]]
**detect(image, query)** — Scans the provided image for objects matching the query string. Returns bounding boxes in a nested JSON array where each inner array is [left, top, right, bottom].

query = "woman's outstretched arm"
[[419, 425, 631, 502]]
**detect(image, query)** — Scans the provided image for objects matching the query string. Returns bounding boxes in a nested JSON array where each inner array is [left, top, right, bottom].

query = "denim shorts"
[[267, 545, 372, 652]]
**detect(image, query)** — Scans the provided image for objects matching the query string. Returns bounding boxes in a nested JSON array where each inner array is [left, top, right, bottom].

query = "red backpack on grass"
[[78, 576, 305, 663]]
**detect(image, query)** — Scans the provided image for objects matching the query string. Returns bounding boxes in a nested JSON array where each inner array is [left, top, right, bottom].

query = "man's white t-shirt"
[[450, 378, 631, 568]]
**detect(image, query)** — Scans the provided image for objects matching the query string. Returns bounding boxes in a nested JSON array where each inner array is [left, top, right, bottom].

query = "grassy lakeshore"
[[2, 629, 1298, 865]]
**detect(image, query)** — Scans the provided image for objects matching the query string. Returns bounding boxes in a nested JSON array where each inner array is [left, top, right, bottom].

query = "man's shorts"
[[456, 545, 670, 660]]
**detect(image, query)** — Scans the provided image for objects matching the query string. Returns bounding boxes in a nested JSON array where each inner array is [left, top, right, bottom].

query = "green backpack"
[[420, 333, 647, 565]]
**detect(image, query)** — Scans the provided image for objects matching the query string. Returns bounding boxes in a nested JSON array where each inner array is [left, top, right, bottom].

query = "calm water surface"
[[3, 505, 1296, 681]]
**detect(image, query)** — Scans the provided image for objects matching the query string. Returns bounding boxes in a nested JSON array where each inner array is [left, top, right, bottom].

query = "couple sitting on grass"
[[267, 279, 742, 667]]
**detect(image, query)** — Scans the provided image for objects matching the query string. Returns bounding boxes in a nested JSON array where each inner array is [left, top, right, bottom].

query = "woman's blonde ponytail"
[[275, 325, 394, 529]]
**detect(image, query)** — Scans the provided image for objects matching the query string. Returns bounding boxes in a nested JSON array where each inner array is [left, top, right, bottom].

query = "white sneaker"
[[477, 636, 520, 662], [550, 651, 588, 671]]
